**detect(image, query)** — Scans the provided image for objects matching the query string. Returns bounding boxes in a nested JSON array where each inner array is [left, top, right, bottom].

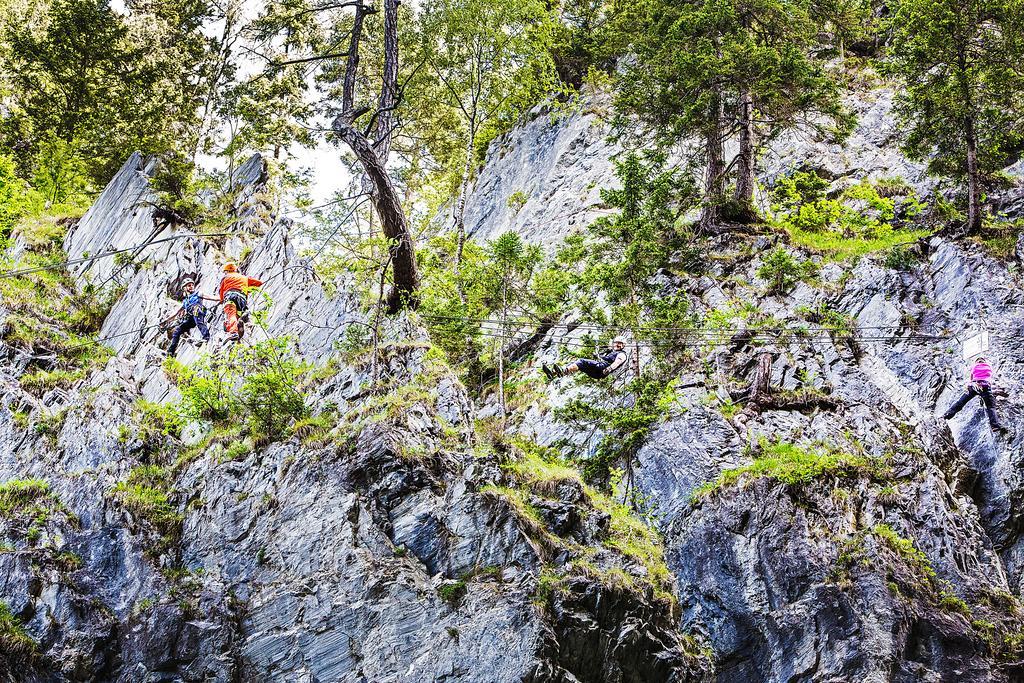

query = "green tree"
[[559, 152, 696, 373], [0, 154, 38, 240], [218, 0, 323, 165], [614, 0, 850, 227], [418, 231, 567, 392], [31, 134, 91, 206], [547, 0, 617, 88], [886, 0, 1024, 233], [0, 0, 216, 182]]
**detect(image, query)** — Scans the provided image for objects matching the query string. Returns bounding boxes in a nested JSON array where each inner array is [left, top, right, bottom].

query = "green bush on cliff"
[[166, 337, 309, 441], [556, 375, 679, 486], [694, 439, 888, 497], [0, 478, 75, 534], [770, 172, 930, 260], [756, 247, 818, 294]]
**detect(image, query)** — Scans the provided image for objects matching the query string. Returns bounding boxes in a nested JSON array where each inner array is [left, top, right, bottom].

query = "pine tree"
[[614, 0, 850, 228], [886, 0, 1024, 234]]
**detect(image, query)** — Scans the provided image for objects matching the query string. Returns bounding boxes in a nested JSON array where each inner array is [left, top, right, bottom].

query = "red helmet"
[[223, 262, 238, 273]]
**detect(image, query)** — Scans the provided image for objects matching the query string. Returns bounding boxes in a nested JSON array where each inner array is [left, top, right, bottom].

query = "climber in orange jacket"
[[218, 263, 263, 341]]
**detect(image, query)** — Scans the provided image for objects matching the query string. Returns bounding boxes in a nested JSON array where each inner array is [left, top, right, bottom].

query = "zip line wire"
[[0, 183, 963, 356]]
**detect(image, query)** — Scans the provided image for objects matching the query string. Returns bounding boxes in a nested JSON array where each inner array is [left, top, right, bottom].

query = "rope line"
[[0, 232, 235, 280]]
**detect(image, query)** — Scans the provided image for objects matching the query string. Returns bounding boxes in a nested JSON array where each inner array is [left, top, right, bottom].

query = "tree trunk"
[[733, 87, 758, 223], [699, 88, 726, 232], [341, 4, 366, 113], [333, 0, 418, 312], [454, 128, 476, 274], [498, 282, 507, 417], [749, 351, 773, 406], [965, 112, 983, 234], [957, 46, 982, 235], [337, 125, 419, 312], [375, 0, 400, 158]]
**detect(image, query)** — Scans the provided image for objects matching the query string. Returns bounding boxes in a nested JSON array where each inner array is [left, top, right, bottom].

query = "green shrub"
[[506, 190, 529, 212], [770, 172, 930, 260], [939, 590, 972, 617], [169, 337, 309, 440], [556, 375, 679, 485], [882, 245, 919, 270], [757, 247, 818, 294], [438, 580, 467, 604], [0, 154, 42, 239], [696, 439, 888, 496], [149, 153, 204, 224], [222, 440, 252, 462]]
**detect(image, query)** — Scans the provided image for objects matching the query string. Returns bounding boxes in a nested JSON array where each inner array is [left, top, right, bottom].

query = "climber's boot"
[[542, 364, 555, 380]]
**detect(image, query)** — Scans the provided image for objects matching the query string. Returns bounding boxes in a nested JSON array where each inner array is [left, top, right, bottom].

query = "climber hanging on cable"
[[163, 278, 218, 357], [942, 355, 1007, 432], [543, 336, 628, 381], [218, 262, 263, 342]]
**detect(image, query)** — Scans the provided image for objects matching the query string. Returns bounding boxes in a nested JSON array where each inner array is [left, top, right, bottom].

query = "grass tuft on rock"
[[503, 439, 582, 496], [0, 479, 51, 517], [1, 214, 116, 395], [110, 466, 183, 556], [695, 439, 888, 497], [588, 488, 674, 599], [0, 601, 38, 670]]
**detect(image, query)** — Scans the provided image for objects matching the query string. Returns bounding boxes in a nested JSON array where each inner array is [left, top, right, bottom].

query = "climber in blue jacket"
[[164, 278, 217, 357], [543, 337, 628, 380]]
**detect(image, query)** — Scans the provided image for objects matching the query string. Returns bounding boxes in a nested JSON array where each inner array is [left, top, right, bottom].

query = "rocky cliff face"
[[0, 155, 710, 682], [469, 91, 1024, 681], [3, 81, 1024, 683]]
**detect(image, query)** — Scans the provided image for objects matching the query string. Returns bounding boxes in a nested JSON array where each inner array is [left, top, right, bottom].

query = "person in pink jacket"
[[942, 356, 1006, 431]]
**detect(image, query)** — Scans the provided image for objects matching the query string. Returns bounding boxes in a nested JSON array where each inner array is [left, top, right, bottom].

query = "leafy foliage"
[[168, 337, 309, 440], [0, 0, 217, 183], [556, 152, 697, 369], [419, 231, 565, 386], [612, 0, 852, 221], [770, 171, 930, 260], [756, 247, 818, 294], [557, 375, 679, 484]]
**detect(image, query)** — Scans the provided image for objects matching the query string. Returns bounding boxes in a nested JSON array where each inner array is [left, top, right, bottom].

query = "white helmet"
[[613, 336, 626, 345]]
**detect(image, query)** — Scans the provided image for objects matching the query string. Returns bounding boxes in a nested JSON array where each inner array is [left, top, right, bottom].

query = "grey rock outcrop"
[[0, 153, 706, 683], [500, 231, 1024, 681]]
